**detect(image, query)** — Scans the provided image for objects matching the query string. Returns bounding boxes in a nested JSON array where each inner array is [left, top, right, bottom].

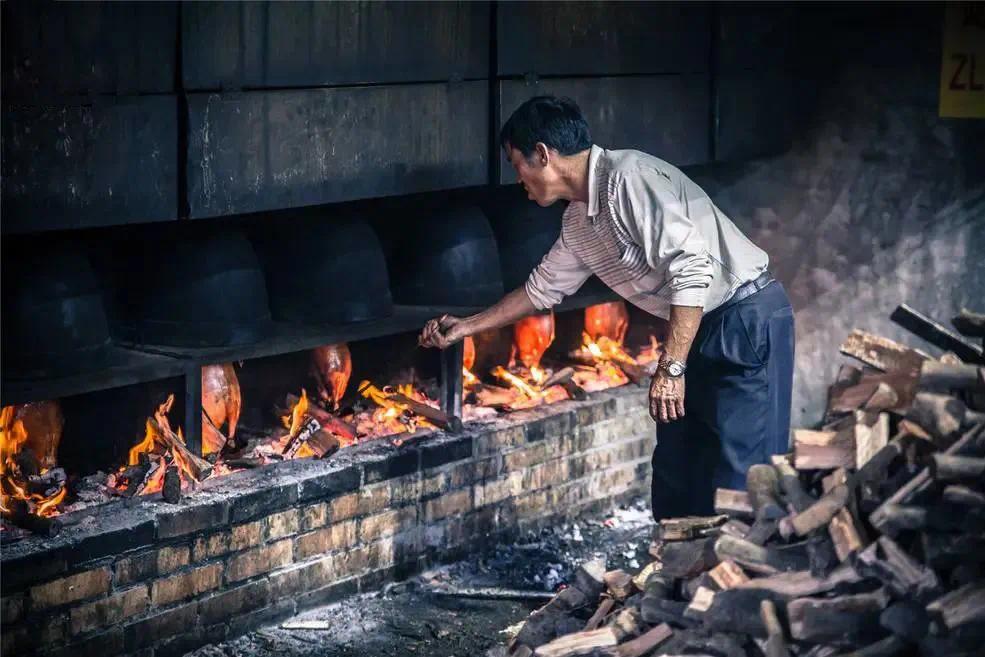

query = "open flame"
[[492, 366, 541, 400], [0, 404, 67, 519], [358, 381, 435, 437]]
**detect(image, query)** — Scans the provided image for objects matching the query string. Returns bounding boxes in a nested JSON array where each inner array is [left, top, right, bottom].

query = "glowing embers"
[[570, 302, 660, 391], [109, 394, 213, 498], [0, 402, 67, 520]]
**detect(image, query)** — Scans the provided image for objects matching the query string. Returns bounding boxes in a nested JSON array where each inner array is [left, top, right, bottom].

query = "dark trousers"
[[650, 281, 795, 520]]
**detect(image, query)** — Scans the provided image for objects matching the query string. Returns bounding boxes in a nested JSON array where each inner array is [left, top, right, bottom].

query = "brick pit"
[[0, 385, 653, 657]]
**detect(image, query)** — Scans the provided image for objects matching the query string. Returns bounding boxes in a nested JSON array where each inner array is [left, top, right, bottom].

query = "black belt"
[[721, 271, 775, 310]]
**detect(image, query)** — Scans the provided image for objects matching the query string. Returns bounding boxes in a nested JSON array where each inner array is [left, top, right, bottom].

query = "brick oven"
[[0, 2, 802, 655]]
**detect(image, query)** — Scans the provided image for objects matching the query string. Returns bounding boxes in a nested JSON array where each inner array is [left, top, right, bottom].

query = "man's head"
[[500, 95, 592, 206]]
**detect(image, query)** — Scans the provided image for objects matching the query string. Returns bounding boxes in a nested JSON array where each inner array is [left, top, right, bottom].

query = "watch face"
[[666, 361, 685, 377]]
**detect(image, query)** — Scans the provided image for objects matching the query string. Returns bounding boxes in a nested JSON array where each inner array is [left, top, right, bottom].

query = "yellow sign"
[[940, 2, 985, 118]]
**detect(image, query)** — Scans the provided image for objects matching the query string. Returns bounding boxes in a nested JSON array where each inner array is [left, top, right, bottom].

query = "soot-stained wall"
[[690, 4, 985, 425]]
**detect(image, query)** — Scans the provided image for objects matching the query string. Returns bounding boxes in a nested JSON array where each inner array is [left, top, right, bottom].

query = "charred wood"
[[786, 588, 889, 646]]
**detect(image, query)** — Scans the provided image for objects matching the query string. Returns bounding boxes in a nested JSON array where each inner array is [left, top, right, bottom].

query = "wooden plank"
[[839, 329, 929, 373], [794, 429, 855, 470], [714, 489, 754, 518], [891, 304, 984, 364]]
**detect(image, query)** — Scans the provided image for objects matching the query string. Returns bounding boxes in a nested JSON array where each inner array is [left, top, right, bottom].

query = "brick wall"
[[0, 387, 653, 656]]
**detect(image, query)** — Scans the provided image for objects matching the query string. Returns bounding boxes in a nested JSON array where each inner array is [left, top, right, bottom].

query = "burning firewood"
[[280, 390, 342, 459], [311, 343, 352, 410], [1, 402, 68, 530], [358, 381, 463, 433], [201, 363, 242, 455], [284, 393, 357, 442]]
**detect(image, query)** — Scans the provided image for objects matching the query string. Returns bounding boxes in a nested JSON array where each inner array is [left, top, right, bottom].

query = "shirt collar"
[[585, 144, 604, 217]]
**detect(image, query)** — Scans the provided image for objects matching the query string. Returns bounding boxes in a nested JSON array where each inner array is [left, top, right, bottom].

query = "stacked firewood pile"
[[497, 307, 985, 657]]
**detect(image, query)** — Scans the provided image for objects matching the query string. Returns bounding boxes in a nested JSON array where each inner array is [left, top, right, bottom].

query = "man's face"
[[506, 143, 558, 207]]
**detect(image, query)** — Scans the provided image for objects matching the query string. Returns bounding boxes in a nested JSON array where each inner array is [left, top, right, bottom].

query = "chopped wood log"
[[610, 607, 643, 640], [632, 561, 663, 591], [684, 587, 777, 636], [840, 328, 929, 373], [603, 570, 635, 601], [822, 468, 848, 493], [387, 391, 463, 433], [713, 489, 754, 518], [282, 416, 340, 459], [906, 391, 969, 444], [869, 423, 985, 532], [828, 508, 863, 561], [806, 530, 840, 579], [685, 586, 716, 615], [862, 382, 899, 412], [851, 432, 916, 489], [540, 367, 575, 389], [285, 393, 357, 440], [719, 519, 752, 538], [148, 417, 213, 481], [573, 558, 607, 601], [760, 600, 791, 657], [794, 429, 855, 470], [609, 623, 673, 657], [930, 453, 985, 481], [639, 596, 698, 628], [851, 537, 940, 602], [659, 537, 718, 578], [584, 597, 615, 631], [855, 413, 889, 471], [747, 465, 785, 520], [735, 564, 861, 599], [162, 465, 181, 503], [919, 361, 985, 392], [713, 535, 808, 575], [112, 461, 152, 497], [558, 379, 588, 401], [879, 600, 930, 642], [926, 582, 985, 632], [942, 484, 985, 507], [659, 515, 728, 541], [772, 456, 816, 512], [780, 484, 850, 538], [787, 589, 889, 646], [533, 627, 619, 657], [891, 303, 984, 364], [707, 560, 749, 590]]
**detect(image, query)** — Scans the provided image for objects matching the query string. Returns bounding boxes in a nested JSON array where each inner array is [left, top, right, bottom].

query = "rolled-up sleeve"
[[615, 170, 713, 307], [524, 234, 592, 310]]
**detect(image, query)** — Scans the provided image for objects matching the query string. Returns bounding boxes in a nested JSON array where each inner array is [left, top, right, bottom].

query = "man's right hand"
[[419, 314, 468, 349]]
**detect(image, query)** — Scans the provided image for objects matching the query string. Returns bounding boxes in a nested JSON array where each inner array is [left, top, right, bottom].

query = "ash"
[[187, 498, 654, 657]]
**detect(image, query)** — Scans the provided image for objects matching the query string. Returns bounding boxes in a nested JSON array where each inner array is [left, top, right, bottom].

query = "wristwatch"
[[658, 356, 687, 378]]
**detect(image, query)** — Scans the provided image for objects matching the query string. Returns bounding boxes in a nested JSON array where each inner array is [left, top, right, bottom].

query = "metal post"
[[439, 341, 464, 419], [184, 364, 203, 456]]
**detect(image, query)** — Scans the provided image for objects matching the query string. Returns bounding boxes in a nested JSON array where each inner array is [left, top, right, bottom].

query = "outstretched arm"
[[419, 287, 537, 349]]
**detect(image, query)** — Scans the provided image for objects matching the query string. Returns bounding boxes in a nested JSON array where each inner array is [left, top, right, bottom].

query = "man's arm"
[[419, 286, 536, 349], [420, 234, 591, 349], [649, 304, 702, 423]]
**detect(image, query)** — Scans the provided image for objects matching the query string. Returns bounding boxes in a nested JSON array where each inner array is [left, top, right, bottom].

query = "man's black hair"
[[499, 95, 592, 159]]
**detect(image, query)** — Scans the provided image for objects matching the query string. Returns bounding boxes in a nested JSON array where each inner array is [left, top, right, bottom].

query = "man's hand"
[[649, 371, 685, 423], [419, 315, 468, 349]]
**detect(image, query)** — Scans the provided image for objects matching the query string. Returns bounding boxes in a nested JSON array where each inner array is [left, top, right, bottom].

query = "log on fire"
[[147, 416, 213, 481], [357, 382, 463, 433], [284, 393, 357, 442]]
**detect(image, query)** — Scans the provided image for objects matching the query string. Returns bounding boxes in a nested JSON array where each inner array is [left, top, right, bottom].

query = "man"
[[420, 96, 794, 520]]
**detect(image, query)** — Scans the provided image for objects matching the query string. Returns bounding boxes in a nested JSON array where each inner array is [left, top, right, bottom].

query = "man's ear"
[[534, 142, 550, 167]]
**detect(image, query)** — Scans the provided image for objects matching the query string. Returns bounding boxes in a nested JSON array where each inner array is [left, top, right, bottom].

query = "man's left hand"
[[649, 371, 685, 423]]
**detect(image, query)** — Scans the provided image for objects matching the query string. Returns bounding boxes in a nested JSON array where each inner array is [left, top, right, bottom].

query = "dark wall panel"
[[187, 82, 489, 218], [715, 71, 797, 163], [497, 1, 710, 76], [716, 4, 795, 72], [1, 1, 177, 99], [2, 97, 179, 234], [498, 76, 710, 184], [183, 1, 489, 90]]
